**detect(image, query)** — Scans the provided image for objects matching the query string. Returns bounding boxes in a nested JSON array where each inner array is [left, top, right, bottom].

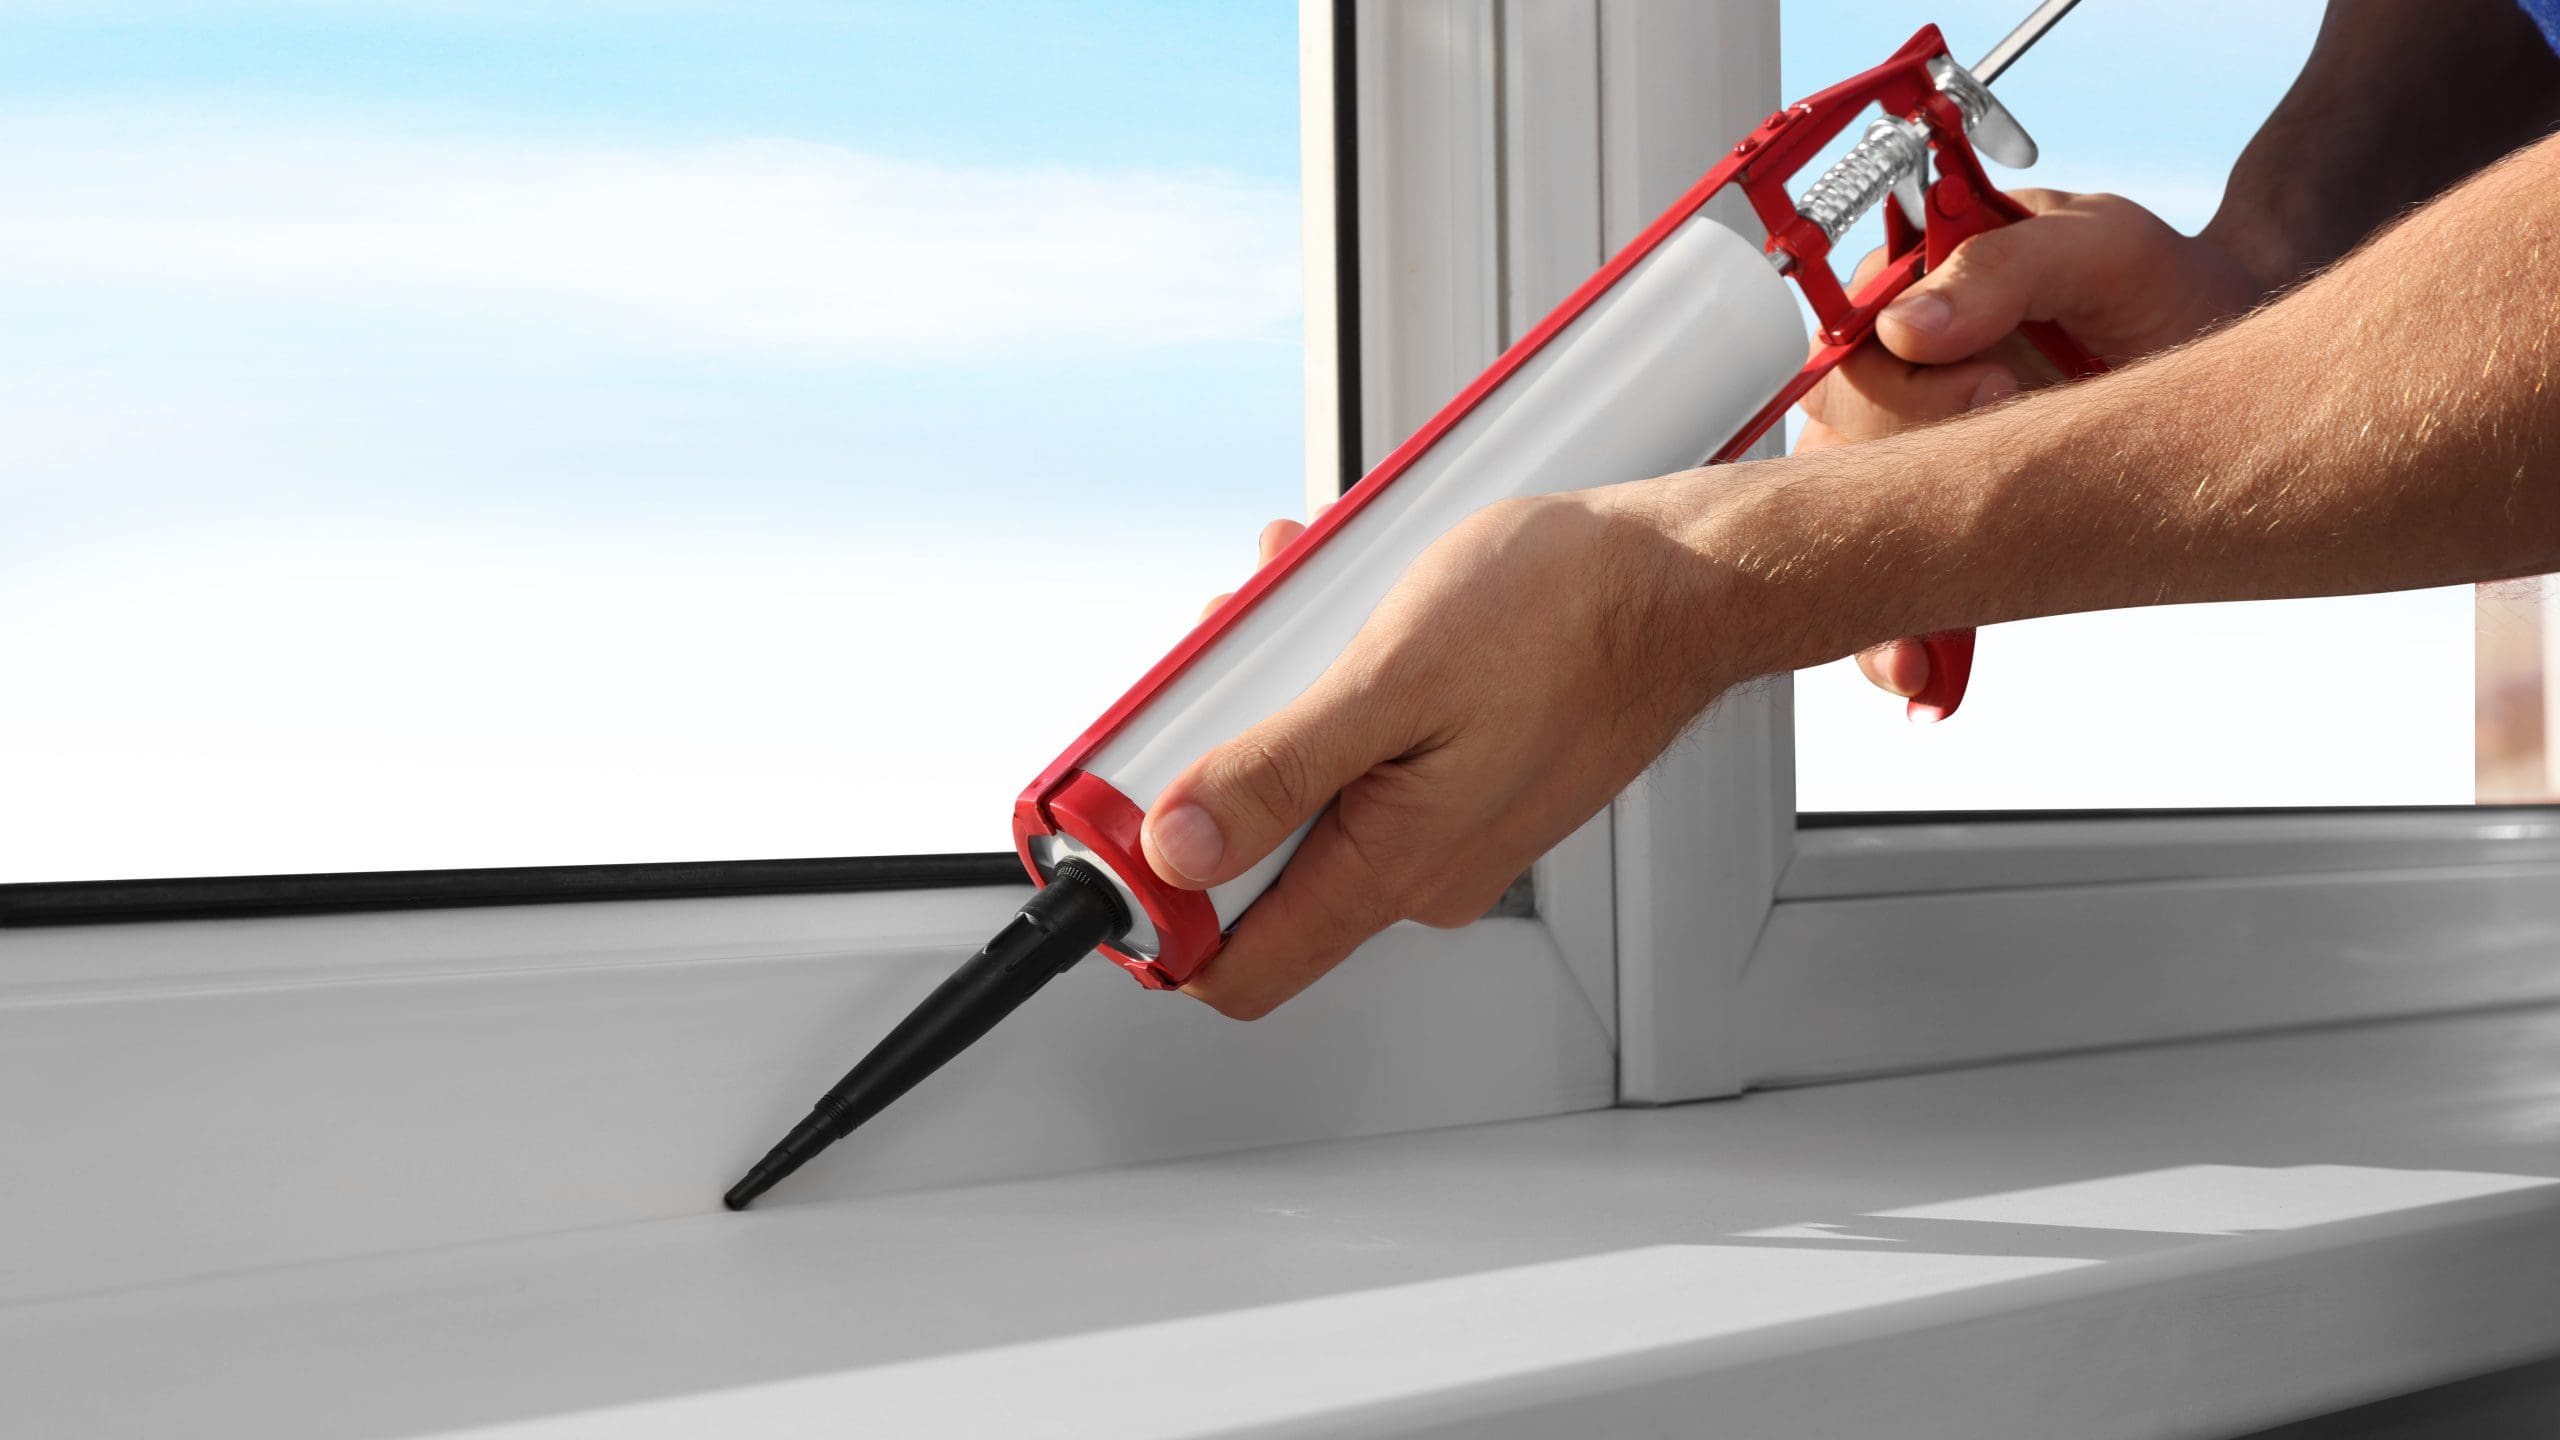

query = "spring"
[[1794, 116, 1927, 244]]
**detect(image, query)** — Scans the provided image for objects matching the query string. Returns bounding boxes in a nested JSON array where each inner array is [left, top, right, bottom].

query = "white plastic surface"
[[1082, 215, 1807, 938], [15, 1005, 2560, 1438]]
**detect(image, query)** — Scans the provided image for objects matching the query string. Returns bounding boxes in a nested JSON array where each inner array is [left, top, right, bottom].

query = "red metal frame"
[[1015, 25, 2106, 986]]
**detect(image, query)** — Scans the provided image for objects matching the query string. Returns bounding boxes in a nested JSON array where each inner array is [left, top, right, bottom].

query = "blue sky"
[[0, 2, 1301, 173], [0, 1, 1305, 551], [1787, 1, 2325, 234], [0, 0, 1310, 876], [9, 1, 2419, 879], [0, 0, 2325, 561]]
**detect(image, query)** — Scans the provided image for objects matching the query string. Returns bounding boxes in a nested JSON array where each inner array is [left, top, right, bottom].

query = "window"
[[1, 2, 1304, 884], [15, 0, 2556, 1299], [1782, 0, 2552, 811]]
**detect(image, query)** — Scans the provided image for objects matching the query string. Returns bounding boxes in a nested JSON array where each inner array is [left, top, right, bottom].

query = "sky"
[[0, 1, 2479, 883], [0, 1, 1306, 878]]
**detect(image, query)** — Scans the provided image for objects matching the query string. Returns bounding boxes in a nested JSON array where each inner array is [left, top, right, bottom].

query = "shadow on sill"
[[2247, 1353, 2560, 1439]]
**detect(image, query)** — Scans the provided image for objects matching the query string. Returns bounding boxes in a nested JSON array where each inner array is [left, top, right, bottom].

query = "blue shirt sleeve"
[[2524, 0, 2560, 53]]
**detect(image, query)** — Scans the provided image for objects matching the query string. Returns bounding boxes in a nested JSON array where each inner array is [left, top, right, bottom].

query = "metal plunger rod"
[[723, 859, 1131, 1210], [1973, 0, 2083, 84]]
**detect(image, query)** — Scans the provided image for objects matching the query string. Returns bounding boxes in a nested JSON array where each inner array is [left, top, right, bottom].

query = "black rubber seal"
[[0, 853, 1028, 928]]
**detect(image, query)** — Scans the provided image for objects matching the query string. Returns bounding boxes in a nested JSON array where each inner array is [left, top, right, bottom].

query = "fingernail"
[[1150, 803, 1223, 883], [1969, 371, 2017, 409], [1884, 291, 1952, 334]]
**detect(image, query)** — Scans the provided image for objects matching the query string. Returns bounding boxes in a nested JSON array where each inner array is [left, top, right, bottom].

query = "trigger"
[[1968, 98, 2038, 170], [1927, 56, 2039, 170], [1891, 167, 1926, 230]]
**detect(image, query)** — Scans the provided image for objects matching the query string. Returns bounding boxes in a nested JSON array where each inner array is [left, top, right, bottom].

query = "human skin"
[[1146, 7, 2560, 1021], [1817, 0, 2560, 694]]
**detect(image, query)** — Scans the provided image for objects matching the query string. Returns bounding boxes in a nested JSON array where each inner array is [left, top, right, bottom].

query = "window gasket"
[[0, 854, 1026, 928]]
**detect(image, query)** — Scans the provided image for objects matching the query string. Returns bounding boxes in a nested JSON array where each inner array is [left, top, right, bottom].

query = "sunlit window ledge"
[[12, 1006, 2560, 1439]]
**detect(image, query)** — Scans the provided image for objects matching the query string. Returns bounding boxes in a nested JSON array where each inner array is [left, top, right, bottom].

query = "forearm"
[[1667, 132, 2560, 681], [2202, 0, 2560, 290]]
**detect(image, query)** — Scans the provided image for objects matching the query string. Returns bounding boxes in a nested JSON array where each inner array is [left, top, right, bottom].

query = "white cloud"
[[0, 119, 1302, 356], [0, 515, 1247, 876]]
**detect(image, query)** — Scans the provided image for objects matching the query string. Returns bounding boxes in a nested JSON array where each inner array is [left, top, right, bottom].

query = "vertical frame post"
[[1312, 0, 1789, 1092], [1596, 0, 1789, 1105]]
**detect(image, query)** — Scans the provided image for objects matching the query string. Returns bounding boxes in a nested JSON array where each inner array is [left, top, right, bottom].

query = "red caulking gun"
[[727, 0, 2105, 1209]]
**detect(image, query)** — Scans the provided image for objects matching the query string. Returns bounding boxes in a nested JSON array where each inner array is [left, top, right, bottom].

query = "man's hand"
[[1149, 488, 1745, 1020], [1798, 190, 2266, 698]]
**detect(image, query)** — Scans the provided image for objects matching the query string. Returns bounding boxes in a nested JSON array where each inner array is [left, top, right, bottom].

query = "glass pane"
[[2, 3, 1304, 880], [1782, 3, 2539, 811], [1794, 591, 2481, 812]]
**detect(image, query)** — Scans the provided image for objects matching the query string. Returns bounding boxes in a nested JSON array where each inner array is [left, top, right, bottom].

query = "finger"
[[1855, 638, 1932, 698], [1177, 803, 1404, 1020], [1798, 368, 1841, 427], [1814, 344, 2018, 445], [1874, 203, 2089, 366], [1198, 590, 1235, 622], [1141, 663, 1414, 890], [1259, 518, 1305, 567], [1797, 242, 1893, 425], [1794, 416, 1852, 455]]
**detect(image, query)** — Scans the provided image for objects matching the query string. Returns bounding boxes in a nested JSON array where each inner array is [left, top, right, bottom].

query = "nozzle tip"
[[723, 1151, 791, 1212]]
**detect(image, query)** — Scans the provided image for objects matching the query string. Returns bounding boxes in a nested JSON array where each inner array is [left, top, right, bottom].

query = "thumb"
[[1874, 218, 2075, 366], [1141, 672, 1410, 890], [1855, 637, 1932, 698]]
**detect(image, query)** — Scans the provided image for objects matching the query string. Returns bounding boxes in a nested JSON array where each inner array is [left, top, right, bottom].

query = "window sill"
[[13, 1006, 2560, 1438], [1784, 808, 2560, 901], [0, 889, 1612, 1305]]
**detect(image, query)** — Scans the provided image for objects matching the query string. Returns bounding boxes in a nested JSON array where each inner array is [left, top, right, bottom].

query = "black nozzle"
[[722, 859, 1131, 1210], [723, 1148, 797, 1212]]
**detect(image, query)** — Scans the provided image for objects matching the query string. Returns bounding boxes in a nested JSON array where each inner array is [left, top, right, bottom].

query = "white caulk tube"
[[1015, 213, 1807, 989]]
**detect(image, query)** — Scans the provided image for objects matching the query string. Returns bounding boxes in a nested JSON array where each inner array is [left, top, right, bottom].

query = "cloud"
[[0, 119, 1302, 357], [0, 514, 1247, 874]]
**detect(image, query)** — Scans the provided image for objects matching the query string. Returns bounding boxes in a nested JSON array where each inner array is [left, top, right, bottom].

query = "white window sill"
[[1783, 809, 2560, 900], [12, 1005, 2560, 1439], [0, 890, 1614, 1304]]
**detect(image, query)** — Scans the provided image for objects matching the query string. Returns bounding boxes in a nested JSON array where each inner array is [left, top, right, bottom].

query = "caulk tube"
[[1016, 213, 1807, 989]]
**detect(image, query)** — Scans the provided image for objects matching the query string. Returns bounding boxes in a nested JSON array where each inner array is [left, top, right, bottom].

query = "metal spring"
[[1794, 116, 1927, 244]]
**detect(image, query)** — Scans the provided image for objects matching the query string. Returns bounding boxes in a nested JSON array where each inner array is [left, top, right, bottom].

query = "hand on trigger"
[[1794, 189, 2267, 701]]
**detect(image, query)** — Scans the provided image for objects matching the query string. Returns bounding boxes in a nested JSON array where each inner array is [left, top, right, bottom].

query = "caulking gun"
[[727, 0, 2105, 1210]]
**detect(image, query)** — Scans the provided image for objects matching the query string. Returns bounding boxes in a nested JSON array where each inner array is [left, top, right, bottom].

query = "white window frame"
[[1318, 0, 1786, 1092]]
